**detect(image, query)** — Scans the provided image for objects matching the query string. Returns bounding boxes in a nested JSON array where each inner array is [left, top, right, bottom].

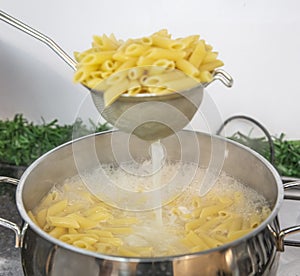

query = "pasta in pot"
[[73, 29, 224, 106], [28, 163, 271, 257]]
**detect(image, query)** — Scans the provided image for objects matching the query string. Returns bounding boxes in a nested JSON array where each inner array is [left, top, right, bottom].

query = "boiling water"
[[31, 163, 272, 257], [150, 140, 164, 225]]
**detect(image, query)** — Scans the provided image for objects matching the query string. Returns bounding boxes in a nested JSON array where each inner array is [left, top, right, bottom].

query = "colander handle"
[[204, 69, 233, 88], [0, 10, 77, 71], [0, 176, 26, 248], [276, 181, 300, 251]]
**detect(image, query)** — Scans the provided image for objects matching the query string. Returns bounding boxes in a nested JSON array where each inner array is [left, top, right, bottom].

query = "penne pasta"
[[197, 231, 223, 248], [140, 36, 152, 46], [117, 247, 138, 257], [199, 71, 213, 83], [108, 217, 139, 225], [85, 229, 114, 238], [185, 217, 205, 231], [105, 70, 128, 85], [114, 58, 137, 71], [152, 59, 175, 71], [27, 211, 39, 226], [59, 233, 98, 243], [140, 75, 161, 86], [188, 40, 206, 68], [83, 205, 110, 216], [73, 29, 227, 106], [163, 76, 198, 92], [94, 243, 115, 253], [73, 69, 90, 83], [144, 48, 186, 61], [30, 168, 271, 257], [47, 215, 80, 229], [92, 34, 119, 51], [80, 51, 115, 65], [190, 244, 209, 252], [86, 212, 112, 222], [36, 208, 48, 228], [199, 60, 224, 72], [104, 78, 130, 106], [49, 227, 67, 238], [197, 216, 223, 232], [152, 35, 185, 51], [229, 216, 243, 232], [136, 56, 155, 66], [200, 203, 227, 218], [185, 231, 208, 247], [153, 29, 171, 38], [39, 191, 60, 207], [147, 87, 172, 95], [127, 67, 144, 80], [64, 203, 86, 214], [203, 51, 219, 64], [73, 48, 95, 62], [68, 228, 78, 234], [178, 35, 200, 48], [127, 84, 142, 96], [47, 200, 68, 216], [125, 43, 149, 57], [176, 59, 199, 77], [73, 240, 94, 250], [67, 213, 99, 229], [192, 196, 202, 208], [227, 229, 252, 242], [112, 51, 129, 62], [101, 60, 114, 71], [84, 78, 103, 90], [249, 213, 261, 229], [98, 237, 123, 247]]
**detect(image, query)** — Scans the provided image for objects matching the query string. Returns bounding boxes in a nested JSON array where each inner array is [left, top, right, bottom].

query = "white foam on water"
[[36, 163, 271, 256], [150, 140, 165, 225]]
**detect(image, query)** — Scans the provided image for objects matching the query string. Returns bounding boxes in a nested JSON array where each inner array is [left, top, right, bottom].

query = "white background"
[[1, 2, 300, 274], [0, 0, 300, 139]]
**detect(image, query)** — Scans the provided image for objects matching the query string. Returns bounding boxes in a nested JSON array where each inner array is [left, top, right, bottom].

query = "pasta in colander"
[[73, 29, 224, 106]]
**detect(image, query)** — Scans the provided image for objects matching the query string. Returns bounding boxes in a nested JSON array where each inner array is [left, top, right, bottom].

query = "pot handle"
[[276, 181, 300, 251], [0, 176, 25, 248]]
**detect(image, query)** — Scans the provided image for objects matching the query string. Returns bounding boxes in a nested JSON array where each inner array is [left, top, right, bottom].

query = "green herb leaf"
[[0, 114, 111, 166], [228, 132, 300, 178]]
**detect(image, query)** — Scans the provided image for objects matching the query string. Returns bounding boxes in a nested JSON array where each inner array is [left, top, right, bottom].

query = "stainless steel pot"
[[1, 130, 300, 276]]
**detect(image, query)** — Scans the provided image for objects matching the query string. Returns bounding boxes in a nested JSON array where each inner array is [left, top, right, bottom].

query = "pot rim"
[[15, 129, 284, 262]]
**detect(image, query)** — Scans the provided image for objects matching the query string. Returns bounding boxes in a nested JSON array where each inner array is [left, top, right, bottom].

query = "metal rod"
[[0, 10, 77, 71]]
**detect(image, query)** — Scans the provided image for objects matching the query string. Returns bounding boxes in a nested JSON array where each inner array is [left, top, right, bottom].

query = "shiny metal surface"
[[276, 181, 300, 250], [17, 131, 284, 275], [20, 224, 279, 276], [0, 10, 76, 70], [0, 177, 23, 247], [283, 181, 300, 200], [92, 69, 232, 140], [0, 9, 233, 141], [2, 131, 300, 275]]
